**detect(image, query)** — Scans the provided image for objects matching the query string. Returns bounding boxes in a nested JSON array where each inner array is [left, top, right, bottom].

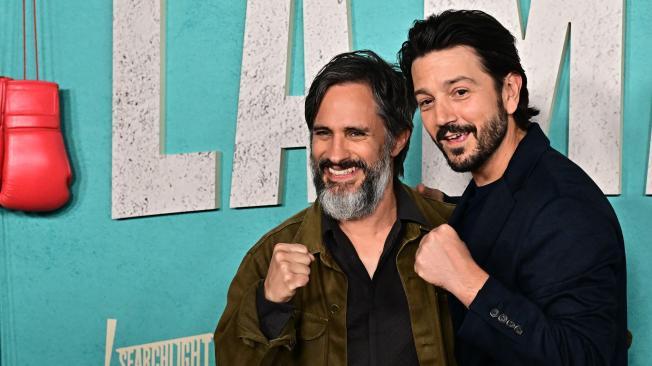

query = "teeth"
[[328, 167, 356, 176], [446, 132, 465, 141]]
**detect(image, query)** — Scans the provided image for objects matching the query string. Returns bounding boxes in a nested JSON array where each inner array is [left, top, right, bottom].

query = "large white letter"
[[112, 0, 220, 219], [229, 0, 350, 207], [423, 0, 623, 195]]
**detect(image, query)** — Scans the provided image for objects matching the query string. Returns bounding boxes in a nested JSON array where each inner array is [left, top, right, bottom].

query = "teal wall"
[[1, 0, 650, 365]]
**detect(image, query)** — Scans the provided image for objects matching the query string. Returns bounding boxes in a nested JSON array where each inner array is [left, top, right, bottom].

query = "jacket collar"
[[291, 182, 431, 268], [502, 122, 550, 194], [449, 123, 550, 264], [320, 180, 430, 238]]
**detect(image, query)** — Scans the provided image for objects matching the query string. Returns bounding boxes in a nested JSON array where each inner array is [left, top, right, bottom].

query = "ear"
[[391, 129, 411, 158], [502, 72, 522, 115]]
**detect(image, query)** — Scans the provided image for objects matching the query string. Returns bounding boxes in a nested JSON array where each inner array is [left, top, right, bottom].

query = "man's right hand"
[[416, 183, 445, 202], [264, 243, 315, 303]]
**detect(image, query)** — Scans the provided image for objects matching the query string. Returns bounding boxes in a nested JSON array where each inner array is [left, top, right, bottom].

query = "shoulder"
[[400, 183, 456, 225], [517, 152, 625, 274], [517, 148, 615, 217], [512, 147, 624, 253], [532, 148, 604, 197]]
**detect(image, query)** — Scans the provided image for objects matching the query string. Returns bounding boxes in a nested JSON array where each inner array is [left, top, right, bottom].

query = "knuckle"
[[298, 275, 309, 286], [279, 262, 289, 272], [283, 273, 293, 283], [275, 252, 286, 262]]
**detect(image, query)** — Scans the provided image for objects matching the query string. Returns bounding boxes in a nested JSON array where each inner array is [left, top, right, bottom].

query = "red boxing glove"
[[0, 77, 72, 211]]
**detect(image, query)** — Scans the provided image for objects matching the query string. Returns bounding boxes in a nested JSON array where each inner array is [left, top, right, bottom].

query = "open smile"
[[441, 131, 471, 145], [326, 166, 359, 182]]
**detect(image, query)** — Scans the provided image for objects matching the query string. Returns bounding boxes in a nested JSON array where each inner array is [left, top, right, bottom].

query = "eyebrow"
[[312, 125, 370, 133], [414, 75, 478, 96], [445, 76, 478, 86]]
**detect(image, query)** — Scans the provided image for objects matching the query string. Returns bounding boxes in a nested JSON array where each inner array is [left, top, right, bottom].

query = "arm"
[[214, 243, 314, 365], [459, 198, 625, 365], [416, 183, 460, 204], [415, 198, 625, 365], [213, 251, 295, 366]]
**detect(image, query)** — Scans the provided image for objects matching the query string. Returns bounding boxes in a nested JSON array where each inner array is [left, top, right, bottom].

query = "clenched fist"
[[264, 243, 315, 303], [414, 224, 489, 307]]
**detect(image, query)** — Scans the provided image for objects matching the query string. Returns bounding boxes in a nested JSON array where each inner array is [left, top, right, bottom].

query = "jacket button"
[[498, 314, 508, 323], [514, 326, 524, 335], [329, 304, 341, 314], [489, 308, 500, 318], [506, 320, 516, 328]]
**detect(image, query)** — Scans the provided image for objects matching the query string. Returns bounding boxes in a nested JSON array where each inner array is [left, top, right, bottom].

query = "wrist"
[[263, 279, 290, 303], [454, 266, 489, 308]]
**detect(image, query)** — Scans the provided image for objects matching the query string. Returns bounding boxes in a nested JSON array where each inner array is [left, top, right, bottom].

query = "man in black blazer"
[[398, 10, 628, 365]]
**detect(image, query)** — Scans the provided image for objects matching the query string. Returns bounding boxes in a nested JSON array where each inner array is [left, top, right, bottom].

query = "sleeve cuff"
[[462, 276, 527, 343], [256, 282, 294, 340]]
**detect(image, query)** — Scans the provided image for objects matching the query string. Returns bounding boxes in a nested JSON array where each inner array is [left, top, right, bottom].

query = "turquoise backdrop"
[[1, 0, 650, 365]]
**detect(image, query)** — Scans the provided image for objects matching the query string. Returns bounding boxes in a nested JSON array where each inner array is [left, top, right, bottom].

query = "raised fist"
[[264, 243, 315, 303]]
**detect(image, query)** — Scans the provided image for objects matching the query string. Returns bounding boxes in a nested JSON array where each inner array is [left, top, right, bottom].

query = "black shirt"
[[455, 180, 499, 243], [448, 179, 498, 349], [257, 184, 427, 366]]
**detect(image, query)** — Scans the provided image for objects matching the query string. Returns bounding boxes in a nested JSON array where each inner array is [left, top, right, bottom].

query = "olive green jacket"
[[214, 184, 457, 366]]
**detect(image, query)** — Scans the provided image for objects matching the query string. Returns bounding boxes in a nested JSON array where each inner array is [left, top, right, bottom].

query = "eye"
[[312, 128, 331, 138], [453, 88, 469, 97], [418, 98, 434, 110], [347, 129, 367, 138]]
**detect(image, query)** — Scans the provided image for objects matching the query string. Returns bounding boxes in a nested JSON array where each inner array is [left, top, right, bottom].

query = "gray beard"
[[311, 148, 392, 221]]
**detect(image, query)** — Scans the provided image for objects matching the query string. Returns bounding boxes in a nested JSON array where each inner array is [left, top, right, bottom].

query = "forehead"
[[314, 82, 384, 130], [411, 46, 489, 89]]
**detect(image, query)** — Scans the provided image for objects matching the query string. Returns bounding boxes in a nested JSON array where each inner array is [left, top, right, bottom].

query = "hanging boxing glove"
[[0, 77, 73, 211]]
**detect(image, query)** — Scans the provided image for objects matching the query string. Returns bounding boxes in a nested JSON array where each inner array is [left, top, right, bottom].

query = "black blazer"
[[448, 123, 627, 365]]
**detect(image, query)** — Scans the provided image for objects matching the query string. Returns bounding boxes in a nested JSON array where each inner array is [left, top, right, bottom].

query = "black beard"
[[434, 102, 508, 173]]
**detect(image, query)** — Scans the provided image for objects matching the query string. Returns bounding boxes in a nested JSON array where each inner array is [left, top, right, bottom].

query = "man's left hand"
[[415, 224, 489, 308]]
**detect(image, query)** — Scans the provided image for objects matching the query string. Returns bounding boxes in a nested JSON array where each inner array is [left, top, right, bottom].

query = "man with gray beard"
[[214, 50, 457, 366]]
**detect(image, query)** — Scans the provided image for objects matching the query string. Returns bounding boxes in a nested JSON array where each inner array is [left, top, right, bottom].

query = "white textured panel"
[[526, 0, 623, 194], [230, 0, 350, 207], [112, 0, 219, 219], [423, 0, 623, 195]]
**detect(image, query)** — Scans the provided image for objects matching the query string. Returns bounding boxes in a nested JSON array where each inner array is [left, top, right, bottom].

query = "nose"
[[433, 98, 456, 127], [324, 134, 350, 164], [422, 98, 456, 138]]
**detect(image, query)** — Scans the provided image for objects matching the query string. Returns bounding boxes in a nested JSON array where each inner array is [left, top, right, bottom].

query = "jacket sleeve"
[[213, 246, 298, 366], [458, 196, 625, 366]]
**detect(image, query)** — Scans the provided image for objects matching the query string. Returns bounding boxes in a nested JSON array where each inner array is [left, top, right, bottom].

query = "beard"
[[434, 101, 508, 172], [311, 143, 392, 221]]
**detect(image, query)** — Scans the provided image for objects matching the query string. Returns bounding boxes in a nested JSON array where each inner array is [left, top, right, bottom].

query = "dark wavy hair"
[[305, 50, 416, 177], [398, 9, 539, 129]]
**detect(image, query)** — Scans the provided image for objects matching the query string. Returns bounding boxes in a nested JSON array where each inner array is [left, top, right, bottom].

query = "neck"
[[472, 120, 526, 186], [338, 179, 397, 235]]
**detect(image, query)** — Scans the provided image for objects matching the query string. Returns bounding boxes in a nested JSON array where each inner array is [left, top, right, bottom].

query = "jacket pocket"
[[298, 311, 328, 340], [295, 311, 328, 365]]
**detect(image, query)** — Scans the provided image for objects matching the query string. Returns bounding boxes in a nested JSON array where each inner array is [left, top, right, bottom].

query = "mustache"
[[435, 123, 477, 142], [317, 158, 368, 171]]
